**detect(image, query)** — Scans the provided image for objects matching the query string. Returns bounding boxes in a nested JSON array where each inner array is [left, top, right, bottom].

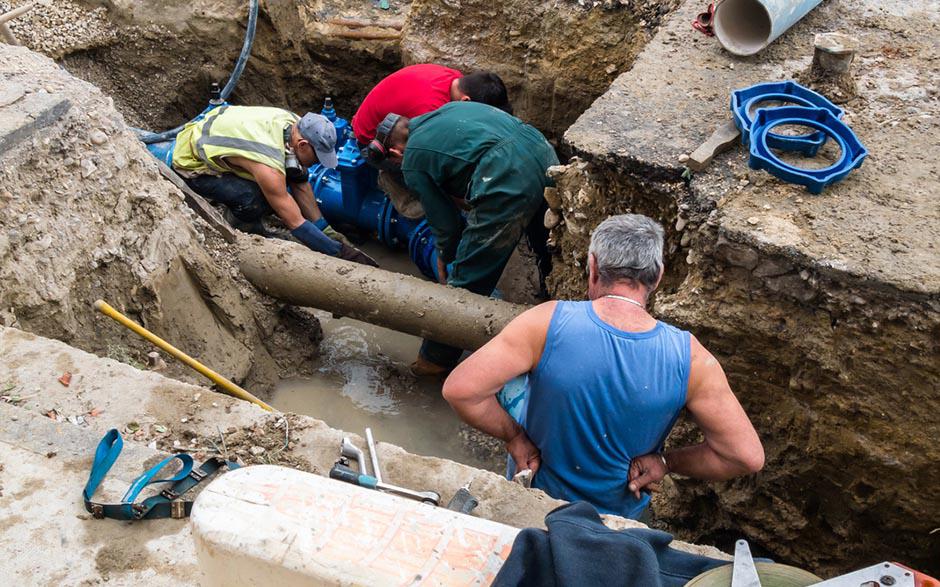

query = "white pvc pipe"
[[714, 0, 823, 56]]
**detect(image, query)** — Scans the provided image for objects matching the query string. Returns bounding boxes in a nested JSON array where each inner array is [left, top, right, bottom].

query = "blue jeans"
[[184, 174, 273, 223]]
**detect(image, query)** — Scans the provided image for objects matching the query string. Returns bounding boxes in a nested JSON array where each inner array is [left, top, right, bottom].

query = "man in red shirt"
[[353, 64, 512, 218], [353, 64, 512, 145]]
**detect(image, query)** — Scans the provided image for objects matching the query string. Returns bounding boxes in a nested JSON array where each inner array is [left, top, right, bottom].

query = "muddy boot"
[[337, 243, 379, 267], [409, 356, 450, 378]]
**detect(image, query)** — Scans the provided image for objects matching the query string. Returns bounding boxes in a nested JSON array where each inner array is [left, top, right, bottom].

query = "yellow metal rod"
[[93, 299, 275, 412]]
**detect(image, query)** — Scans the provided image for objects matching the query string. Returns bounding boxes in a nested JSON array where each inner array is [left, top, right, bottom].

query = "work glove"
[[290, 220, 342, 256], [322, 224, 355, 248], [337, 243, 378, 267]]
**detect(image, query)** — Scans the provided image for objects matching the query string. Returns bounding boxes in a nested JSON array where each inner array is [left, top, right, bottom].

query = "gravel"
[[0, 0, 116, 58]]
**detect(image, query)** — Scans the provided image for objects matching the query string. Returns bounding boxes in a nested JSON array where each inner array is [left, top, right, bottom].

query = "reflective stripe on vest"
[[195, 106, 285, 167], [174, 106, 297, 180]]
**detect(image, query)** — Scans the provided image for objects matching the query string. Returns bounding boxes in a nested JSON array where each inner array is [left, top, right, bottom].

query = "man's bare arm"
[[290, 180, 324, 224], [442, 302, 556, 471], [227, 156, 305, 229], [628, 335, 764, 496]]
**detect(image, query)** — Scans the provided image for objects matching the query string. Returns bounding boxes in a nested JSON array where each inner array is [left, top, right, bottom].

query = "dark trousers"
[[183, 174, 273, 223], [419, 199, 552, 369]]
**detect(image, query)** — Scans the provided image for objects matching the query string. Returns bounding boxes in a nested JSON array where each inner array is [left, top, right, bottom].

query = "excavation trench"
[[0, 0, 677, 465], [2, 0, 821, 567]]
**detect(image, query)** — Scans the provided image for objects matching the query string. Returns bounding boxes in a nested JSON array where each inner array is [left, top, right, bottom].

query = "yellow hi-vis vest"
[[171, 105, 299, 181]]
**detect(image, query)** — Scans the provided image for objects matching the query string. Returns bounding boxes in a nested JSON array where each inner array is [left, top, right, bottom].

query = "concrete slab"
[[564, 0, 939, 295], [0, 402, 198, 585]]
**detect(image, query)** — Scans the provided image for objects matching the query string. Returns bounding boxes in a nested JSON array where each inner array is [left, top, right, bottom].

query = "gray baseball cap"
[[297, 112, 338, 169]]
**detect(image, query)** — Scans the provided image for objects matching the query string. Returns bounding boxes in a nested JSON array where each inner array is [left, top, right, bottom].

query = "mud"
[[0, 45, 319, 393], [552, 0, 940, 575], [272, 312, 505, 472]]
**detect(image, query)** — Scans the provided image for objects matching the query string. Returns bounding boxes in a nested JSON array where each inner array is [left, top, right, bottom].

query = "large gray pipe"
[[714, 0, 822, 56], [237, 236, 528, 351]]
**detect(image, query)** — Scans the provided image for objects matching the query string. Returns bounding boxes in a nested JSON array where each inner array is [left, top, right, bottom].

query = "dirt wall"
[[548, 0, 940, 574], [545, 155, 940, 575], [401, 0, 679, 139], [0, 44, 319, 392], [1, 0, 409, 131]]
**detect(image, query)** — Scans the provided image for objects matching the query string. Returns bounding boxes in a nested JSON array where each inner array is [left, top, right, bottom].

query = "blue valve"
[[731, 81, 844, 157], [748, 106, 867, 194]]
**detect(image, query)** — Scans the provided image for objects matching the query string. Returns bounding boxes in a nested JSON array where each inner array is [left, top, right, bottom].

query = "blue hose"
[[135, 0, 259, 144]]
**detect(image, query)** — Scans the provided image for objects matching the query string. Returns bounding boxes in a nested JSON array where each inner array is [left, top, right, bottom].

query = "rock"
[[764, 273, 817, 303], [746, 216, 760, 226], [544, 208, 562, 230], [89, 130, 107, 145], [250, 445, 266, 456], [715, 236, 759, 270], [79, 158, 96, 178], [753, 257, 794, 278], [543, 186, 562, 210]]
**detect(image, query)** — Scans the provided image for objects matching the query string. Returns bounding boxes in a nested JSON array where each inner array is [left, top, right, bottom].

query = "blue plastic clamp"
[[748, 106, 867, 194], [731, 81, 844, 156]]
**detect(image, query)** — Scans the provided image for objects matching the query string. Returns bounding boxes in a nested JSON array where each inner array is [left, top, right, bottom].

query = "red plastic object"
[[894, 562, 939, 587]]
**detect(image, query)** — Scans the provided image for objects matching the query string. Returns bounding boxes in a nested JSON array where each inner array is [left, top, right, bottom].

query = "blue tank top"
[[522, 300, 691, 519]]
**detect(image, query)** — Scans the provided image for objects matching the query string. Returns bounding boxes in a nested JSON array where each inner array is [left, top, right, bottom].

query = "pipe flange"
[[748, 106, 867, 194], [731, 81, 844, 156]]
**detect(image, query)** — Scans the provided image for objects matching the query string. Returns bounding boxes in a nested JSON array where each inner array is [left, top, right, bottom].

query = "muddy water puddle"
[[272, 244, 504, 472]]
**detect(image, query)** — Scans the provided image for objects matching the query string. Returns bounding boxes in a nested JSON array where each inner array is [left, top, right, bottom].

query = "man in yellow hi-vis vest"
[[173, 105, 375, 265]]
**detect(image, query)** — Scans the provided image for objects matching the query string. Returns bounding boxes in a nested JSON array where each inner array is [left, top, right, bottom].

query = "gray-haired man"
[[442, 214, 764, 520]]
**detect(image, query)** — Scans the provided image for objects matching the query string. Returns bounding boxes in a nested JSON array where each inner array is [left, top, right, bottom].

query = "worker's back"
[[403, 101, 555, 200], [522, 300, 690, 519]]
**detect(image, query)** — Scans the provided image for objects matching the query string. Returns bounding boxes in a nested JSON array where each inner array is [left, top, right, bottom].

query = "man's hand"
[[436, 256, 448, 285], [507, 430, 541, 476], [627, 453, 668, 500], [337, 243, 379, 267]]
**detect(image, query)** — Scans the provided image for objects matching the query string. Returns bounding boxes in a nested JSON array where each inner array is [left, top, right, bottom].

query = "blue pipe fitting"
[[320, 97, 349, 150], [748, 106, 867, 194], [731, 81, 843, 156], [143, 97, 441, 281], [146, 140, 177, 167]]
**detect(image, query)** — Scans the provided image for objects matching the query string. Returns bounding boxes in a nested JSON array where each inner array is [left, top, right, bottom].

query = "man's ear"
[[459, 95, 471, 102], [588, 253, 599, 285], [388, 145, 404, 159]]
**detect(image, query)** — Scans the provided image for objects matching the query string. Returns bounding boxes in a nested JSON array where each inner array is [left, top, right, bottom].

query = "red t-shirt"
[[352, 64, 462, 145]]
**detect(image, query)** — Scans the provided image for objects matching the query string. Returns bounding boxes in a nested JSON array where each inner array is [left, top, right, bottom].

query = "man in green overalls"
[[172, 105, 375, 265], [382, 101, 559, 374]]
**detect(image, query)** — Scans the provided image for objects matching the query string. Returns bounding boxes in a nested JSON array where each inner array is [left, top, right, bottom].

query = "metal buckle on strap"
[[160, 488, 179, 501], [170, 500, 186, 519], [91, 504, 104, 519], [189, 468, 207, 482]]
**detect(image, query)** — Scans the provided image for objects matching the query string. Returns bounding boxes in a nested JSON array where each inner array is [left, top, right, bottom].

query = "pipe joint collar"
[[748, 105, 867, 194], [732, 81, 843, 156]]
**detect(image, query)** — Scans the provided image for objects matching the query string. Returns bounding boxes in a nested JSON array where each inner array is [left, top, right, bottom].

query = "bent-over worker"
[[353, 64, 512, 219], [172, 105, 375, 265], [382, 101, 558, 375], [442, 214, 765, 520]]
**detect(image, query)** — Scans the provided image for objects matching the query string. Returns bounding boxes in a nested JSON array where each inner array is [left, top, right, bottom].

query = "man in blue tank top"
[[443, 214, 764, 519]]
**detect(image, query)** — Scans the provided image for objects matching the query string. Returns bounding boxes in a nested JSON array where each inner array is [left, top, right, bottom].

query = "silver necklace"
[[602, 294, 645, 309]]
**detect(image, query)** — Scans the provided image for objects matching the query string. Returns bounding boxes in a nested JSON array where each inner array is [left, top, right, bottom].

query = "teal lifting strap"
[[83, 428, 239, 520]]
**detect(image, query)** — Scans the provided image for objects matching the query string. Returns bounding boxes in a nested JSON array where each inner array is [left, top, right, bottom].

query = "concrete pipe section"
[[713, 0, 823, 56], [237, 236, 528, 351]]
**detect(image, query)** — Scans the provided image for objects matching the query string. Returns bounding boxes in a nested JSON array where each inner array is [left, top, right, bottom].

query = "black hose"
[[136, 0, 259, 144]]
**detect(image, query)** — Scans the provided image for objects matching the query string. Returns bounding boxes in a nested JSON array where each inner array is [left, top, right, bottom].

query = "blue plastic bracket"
[[731, 81, 844, 156], [748, 106, 867, 194]]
